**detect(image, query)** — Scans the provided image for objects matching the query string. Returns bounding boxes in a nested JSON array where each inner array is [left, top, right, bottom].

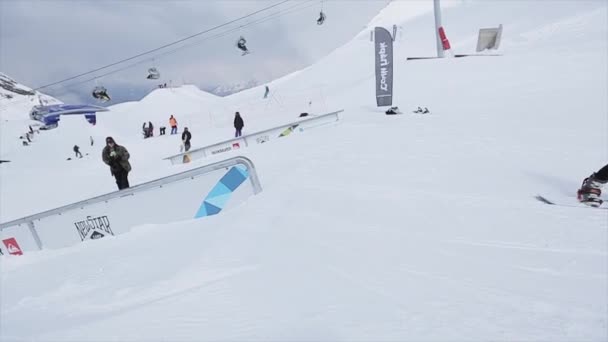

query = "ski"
[[534, 195, 607, 209]]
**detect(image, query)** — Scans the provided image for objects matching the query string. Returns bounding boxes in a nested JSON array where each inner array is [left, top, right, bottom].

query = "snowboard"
[[534, 195, 607, 210], [66, 153, 89, 161], [279, 124, 299, 137]]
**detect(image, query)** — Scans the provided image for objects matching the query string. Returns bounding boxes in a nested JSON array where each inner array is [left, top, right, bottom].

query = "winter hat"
[[105, 137, 115, 144]]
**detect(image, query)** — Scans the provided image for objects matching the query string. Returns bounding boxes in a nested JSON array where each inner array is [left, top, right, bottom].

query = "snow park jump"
[[0, 157, 261, 255]]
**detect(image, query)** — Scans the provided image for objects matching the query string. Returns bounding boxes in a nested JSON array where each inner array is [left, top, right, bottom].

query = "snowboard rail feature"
[[164, 109, 343, 165], [0, 156, 262, 255]]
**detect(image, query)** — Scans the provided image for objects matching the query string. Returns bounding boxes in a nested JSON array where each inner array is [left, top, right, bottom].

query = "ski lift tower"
[[434, 0, 445, 58]]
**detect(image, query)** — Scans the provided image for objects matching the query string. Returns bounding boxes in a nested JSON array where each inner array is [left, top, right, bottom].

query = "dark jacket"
[[234, 115, 244, 130], [102, 141, 131, 174], [182, 130, 191, 143]]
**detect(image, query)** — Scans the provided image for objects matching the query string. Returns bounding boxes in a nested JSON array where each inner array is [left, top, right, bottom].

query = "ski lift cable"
[[33, 0, 293, 91], [46, 0, 319, 93], [53, 0, 320, 92], [3, 0, 325, 110]]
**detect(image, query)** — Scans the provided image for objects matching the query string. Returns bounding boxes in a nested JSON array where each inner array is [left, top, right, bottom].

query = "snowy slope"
[[1, 1, 607, 341], [209, 79, 259, 97], [0, 72, 61, 120], [0, 73, 63, 166]]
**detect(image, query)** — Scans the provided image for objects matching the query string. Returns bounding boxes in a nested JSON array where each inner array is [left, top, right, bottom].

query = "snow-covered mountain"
[[208, 79, 259, 97], [0, 73, 36, 99], [0, 72, 62, 121], [1, 1, 607, 341]]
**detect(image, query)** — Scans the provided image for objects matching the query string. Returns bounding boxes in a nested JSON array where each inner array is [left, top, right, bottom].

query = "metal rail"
[[0, 156, 261, 230], [164, 109, 343, 161]]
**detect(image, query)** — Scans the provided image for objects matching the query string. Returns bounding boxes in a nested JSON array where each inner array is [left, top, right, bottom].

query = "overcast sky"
[[0, 0, 389, 103]]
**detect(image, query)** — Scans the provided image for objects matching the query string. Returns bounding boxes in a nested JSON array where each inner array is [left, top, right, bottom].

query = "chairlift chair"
[[92, 86, 110, 102], [147, 67, 160, 80], [317, 11, 326, 25], [236, 36, 248, 53]]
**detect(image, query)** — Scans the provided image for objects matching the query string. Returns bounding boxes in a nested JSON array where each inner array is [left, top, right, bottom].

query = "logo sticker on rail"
[[2, 238, 23, 256], [194, 166, 249, 218]]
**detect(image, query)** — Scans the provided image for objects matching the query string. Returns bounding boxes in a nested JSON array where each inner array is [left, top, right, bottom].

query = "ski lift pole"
[[434, 0, 445, 58], [272, 93, 283, 108], [319, 86, 327, 113]]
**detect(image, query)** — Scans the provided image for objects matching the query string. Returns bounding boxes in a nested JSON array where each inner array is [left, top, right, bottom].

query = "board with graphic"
[[278, 124, 300, 137]]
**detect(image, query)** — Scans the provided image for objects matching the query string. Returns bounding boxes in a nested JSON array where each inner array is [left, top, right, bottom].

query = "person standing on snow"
[[169, 115, 178, 134], [102, 137, 132, 190], [234, 112, 244, 137], [578, 163, 608, 207], [142, 122, 149, 138], [181, 127, 192, 152], [73, 145, 83, 158]]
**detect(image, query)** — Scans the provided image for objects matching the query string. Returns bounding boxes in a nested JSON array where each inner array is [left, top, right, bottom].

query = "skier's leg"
[[123, 172, 130, 189], [114, 173, 122, 190], [116, 170, 129, 190], [595, 163, 608, 182]]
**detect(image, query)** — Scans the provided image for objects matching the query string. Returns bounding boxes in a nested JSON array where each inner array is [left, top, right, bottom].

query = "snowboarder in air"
[[577, 163, 608, 207]]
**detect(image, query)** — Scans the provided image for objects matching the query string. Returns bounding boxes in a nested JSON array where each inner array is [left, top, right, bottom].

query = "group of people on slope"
[[142, 115, 179, 138], [100, 112, 244, 190]]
